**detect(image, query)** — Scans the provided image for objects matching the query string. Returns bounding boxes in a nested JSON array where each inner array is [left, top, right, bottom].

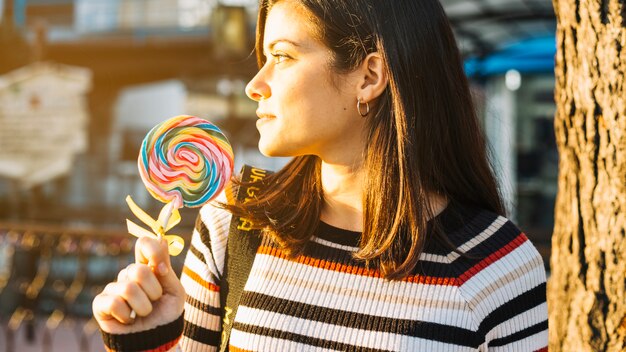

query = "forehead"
[[263, 1, 321, 49]]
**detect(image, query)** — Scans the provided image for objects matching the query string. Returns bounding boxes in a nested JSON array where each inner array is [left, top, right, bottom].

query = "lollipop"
[[138, 115, 234, 208], [125, 115, 234, 256]]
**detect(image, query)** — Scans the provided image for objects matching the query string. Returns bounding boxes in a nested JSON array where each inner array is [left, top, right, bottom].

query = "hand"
[[92, 236, 185, 334]]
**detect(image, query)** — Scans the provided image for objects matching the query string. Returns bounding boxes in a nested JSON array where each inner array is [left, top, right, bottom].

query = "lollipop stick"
[[159, 201, 175, 240]]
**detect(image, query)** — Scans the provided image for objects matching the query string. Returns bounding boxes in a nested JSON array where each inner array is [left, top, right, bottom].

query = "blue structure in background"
[[12, 0, 27, 26], [465, 35, 556, 77]]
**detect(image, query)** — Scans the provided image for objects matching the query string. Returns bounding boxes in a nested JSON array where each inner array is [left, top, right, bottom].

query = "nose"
[[245, 70, 271, 102]]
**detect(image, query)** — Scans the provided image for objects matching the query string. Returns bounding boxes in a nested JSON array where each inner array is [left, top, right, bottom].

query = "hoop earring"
[[357, 98, 370, 117]]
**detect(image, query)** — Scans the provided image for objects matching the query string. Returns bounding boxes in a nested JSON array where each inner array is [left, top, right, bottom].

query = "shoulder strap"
[[219, 164, 272, 351]]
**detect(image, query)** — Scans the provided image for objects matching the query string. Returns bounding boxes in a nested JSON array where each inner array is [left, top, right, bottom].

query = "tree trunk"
[[549, 0, 626, 351]]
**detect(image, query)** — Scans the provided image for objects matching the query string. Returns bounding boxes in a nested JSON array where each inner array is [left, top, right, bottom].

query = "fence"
[[0, 222, 187, 352]]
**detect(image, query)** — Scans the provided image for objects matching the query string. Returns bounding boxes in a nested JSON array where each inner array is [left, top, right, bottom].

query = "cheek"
[[280, 81, 336, 121]]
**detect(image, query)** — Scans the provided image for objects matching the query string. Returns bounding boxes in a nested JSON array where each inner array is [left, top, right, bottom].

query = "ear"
[[355, 52, 388, 103]]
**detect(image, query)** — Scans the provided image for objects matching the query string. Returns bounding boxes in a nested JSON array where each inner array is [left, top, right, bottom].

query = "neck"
[[318, 160, 450, 233], [320, 161, 365, 232]]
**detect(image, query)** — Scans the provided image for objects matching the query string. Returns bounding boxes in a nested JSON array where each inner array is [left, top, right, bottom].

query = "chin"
[[258, 141, 282, 157], [258, 140, 295, 158], [259, 148, 276, 157]]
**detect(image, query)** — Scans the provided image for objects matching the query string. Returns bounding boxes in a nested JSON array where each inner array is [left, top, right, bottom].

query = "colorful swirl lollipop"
[[138, 115, 234, 208]]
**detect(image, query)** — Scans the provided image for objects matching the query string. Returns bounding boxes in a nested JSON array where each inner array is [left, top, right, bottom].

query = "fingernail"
[[158, 263, 169, 276]]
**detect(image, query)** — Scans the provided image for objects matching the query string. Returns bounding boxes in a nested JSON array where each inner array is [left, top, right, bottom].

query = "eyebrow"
[[266, 39, 301, 51]]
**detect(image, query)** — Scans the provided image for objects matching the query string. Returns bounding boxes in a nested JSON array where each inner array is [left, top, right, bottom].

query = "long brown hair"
[[225, 0, 505, 280]]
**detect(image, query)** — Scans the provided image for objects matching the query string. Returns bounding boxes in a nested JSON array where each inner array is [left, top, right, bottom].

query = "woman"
[[93, 0, 549, 350]]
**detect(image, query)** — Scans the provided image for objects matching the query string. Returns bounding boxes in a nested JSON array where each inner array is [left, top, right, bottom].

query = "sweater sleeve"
[[458, 217, 549, 352], [100, 192, 232, 352], [179, 196, 232, 351]]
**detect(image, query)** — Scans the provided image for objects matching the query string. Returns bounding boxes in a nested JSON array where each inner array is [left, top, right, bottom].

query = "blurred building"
[[0, 1, 268, 350], [0, 0, 556, 351]]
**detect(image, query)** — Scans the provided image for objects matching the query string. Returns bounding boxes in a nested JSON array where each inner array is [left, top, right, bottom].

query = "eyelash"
[[270, 52, 290, 64]]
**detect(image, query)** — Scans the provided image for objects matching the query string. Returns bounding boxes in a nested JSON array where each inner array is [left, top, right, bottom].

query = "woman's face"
[[245, 1, 366, 164]]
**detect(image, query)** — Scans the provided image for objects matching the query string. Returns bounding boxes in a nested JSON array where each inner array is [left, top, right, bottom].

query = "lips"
[[256, 110, 276, 129], [256, 109, 276, 120], [255, 110, 275, 129]]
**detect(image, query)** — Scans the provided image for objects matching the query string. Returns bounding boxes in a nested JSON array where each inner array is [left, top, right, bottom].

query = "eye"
[[271, 52, 290, 64]]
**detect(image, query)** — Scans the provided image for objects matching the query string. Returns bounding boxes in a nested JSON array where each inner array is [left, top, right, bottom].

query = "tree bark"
[[549, 0, 626, 351]]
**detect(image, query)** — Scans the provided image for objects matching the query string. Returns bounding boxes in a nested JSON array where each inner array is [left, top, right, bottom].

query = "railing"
[[0, 222, 186, 352]]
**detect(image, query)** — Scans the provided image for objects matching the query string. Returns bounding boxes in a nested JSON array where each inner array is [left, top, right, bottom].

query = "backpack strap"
[[219, 164, 272, 351]]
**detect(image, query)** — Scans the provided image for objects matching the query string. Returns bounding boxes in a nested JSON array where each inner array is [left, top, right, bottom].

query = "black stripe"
[[182, 320, 221, 346], [422, 220, 522, 276], [426, 204, 494, 253], [185, 294, 221, 316], [462, 220, 522, 259], [478, 282, 547, 337], [233, 322, 392, 352], [316, 221, 361, 247], [302, 219, 524, 279], [102, 314, 184, 351], [424, 209, 516, 261], [240, 292, 481, 347], [304, 239, 357, 262], [189, 243, 206, 264], [440, 221, 523, 270], [312, 206, 511, 265], [195, 212, 212, 248], [489, 320, 548, 347]]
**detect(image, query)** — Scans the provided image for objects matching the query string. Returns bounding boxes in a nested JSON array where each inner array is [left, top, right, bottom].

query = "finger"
[[135, 236, 183, 293], [93, 293, 134, 325], [109, 281, 153, 317], [126, 263, 163, 301], [135, 236, 171, 275], [117, 267, 129, 283]]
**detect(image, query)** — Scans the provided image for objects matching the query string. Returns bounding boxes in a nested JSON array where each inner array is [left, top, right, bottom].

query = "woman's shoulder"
[[434, 202, 538, 254], [434, 203, 548, 348], [426, 202, 546, 280], [432, 201, 546, 292]]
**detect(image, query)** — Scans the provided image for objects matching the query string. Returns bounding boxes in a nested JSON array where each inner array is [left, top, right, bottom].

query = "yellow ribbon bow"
[[125, 195, 186, 256]]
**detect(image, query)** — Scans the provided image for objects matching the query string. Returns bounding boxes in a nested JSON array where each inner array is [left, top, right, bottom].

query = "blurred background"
[[0, 0, 555, 350]]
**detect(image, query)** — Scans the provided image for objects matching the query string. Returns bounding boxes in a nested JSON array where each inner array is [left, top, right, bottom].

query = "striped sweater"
[[102, 199, 548, 351]]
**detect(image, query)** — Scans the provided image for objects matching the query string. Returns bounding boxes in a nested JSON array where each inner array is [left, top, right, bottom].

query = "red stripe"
[[257, 245, 459, 286], [534, 347, 548, 352], [457, 233, 528, 285]]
